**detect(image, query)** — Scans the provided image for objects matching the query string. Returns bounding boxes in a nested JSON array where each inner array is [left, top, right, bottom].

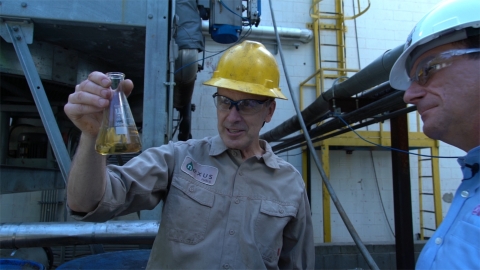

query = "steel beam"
[[2, 21, 71, 182], [0, 0, 147, 27], [390, 106, 415, 269], [138, 0, 170, 221]]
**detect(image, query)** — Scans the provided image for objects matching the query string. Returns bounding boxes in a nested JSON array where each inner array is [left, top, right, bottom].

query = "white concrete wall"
[[0, 192, 43, 222], [311, 150, 397, 242], [188, 0, 465, 244]]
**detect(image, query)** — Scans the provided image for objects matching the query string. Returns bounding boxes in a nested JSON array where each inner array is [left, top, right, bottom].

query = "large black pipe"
[[260, 44, 404, 142], [271, 85, 406, 152]]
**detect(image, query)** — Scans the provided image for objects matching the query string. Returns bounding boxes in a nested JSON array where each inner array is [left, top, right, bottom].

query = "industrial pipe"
[[272, 87, 410, 153], [201, 21, 313, 44], [260, 44, 404, 142], [0, 221, 159, 249]]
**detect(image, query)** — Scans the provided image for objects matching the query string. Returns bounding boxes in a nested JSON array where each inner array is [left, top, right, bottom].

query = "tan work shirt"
[[72, 135, 315, 269]]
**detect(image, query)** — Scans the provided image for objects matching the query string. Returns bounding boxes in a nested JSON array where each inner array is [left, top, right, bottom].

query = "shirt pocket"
[[438, 219, 480, 269], [164, 176, 215, 245], [450, 219, 480, 250], [254, 200, 298, 264]]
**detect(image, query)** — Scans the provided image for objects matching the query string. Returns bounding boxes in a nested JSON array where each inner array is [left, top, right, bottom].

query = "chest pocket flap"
[[171, 177, 215, 207], [260, 200, 298, 218]]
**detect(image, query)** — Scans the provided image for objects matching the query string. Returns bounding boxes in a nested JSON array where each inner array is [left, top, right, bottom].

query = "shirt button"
[[461, 190, 469, 198], [232, 151, 237, 157], [435, 237, 442, 245], [223, 264, 230, 269], [229, 230, 235, 235], [234, 198, 240, 204], [189, 186, 195, 192], [239, 171, 243, 176], [279, 209, 284, 214]]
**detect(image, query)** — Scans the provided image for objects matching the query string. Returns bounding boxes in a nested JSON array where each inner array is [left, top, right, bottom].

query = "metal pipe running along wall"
[[201, 21, 313, 44], [0, 221, 159, 249], [260, 44, 404, 143]]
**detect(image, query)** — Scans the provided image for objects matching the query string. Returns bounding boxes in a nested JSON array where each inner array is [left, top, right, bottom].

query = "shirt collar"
[[259, 140, 280, 169], [209, 135, 229, 156], [208, 135, 280, 169], [457, 145, 480, 181]]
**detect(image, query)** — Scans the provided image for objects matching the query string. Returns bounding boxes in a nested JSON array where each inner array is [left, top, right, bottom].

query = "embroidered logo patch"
[[473, 204, 480, 216], [181, 156, 218, 185]]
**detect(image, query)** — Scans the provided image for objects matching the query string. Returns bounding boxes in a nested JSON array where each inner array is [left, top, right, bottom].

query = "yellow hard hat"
[[203, 40, 287, 100]]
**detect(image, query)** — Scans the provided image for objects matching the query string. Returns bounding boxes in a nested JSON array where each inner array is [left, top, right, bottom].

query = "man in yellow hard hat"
[[389, 0, 480, 269], [64, 40, 315, 269]]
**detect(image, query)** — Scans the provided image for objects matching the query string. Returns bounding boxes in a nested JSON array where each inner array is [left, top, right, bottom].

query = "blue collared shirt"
[[416, 146, 480, 269]]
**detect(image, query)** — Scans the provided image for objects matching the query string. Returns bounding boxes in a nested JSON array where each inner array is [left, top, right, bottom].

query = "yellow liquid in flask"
[[94, 72, 142, 155], [95, 126, 142, 155]]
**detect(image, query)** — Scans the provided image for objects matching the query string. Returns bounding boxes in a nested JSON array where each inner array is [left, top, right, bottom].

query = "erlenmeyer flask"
[[95, 72, 142, 155]]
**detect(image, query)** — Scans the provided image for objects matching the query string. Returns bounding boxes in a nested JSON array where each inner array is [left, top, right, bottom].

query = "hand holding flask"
[[95, 72, 142, 155]]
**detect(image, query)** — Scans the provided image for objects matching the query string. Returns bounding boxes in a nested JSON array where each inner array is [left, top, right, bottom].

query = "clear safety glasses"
[[409, 48, 480, 86], [212, 93, 272, 115]]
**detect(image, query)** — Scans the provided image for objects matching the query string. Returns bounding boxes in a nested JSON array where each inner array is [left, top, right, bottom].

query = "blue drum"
[[56, 250, 151, 269], [0, 259, 46, 270]]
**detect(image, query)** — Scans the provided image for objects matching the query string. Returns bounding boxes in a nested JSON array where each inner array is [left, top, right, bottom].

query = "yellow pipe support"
[[310, 0, 324, 14], [321, 67, 359, 72], [431, 144, 443, 228], [335, 0, 346, 77], [319, 130, 436, 148], [320, 70, 324, 97], [310, 0, 370, 20], [321, 143, 331, 242], [302, 150, 308, 188], [300, 85, 305, 110], [299, 69, 323, 87], [417, 149, 425, 240], [313, 1, 321, 97], [344, 0, 371, 20]]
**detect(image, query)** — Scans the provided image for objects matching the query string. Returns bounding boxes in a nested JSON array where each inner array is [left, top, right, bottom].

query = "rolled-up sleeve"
[[69, 142, 177, 222]]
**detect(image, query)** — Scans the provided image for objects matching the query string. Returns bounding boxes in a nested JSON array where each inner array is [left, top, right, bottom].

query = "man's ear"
[[264, 100, 276, 123]]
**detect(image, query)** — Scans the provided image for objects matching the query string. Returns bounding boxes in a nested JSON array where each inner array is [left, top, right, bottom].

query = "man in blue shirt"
[[389, 0, 480, 269]]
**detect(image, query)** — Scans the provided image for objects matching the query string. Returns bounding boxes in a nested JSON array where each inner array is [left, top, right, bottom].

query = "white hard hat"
[[389, 0, 480, 90]]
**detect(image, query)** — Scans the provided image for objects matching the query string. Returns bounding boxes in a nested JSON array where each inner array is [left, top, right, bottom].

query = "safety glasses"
[[212, 93, 271, 115], [409, 48, 480, 86]]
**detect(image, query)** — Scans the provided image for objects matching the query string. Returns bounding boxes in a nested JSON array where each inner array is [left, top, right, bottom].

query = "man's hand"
[[64, 71, 134, 138]]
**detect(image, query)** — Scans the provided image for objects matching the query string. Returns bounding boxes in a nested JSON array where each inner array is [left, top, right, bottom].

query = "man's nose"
[[403, 83, 426, 104], [226, 104, 243, 120]]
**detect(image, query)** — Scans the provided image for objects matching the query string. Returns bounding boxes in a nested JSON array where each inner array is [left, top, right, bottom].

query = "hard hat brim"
[[203, 77, 288, 100], [389, 0, 480, 91]]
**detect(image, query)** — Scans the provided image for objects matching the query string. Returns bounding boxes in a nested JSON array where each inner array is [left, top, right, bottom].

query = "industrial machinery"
[[0, 1, 263, 266], [0, 0, 432, 269], [0, 0, 264, 190], [174, 0, 262, 140]]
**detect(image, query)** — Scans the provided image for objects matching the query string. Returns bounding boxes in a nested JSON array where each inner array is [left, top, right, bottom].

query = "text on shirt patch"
[[473, 204, 480, 216], [181, 156, 218, 185]]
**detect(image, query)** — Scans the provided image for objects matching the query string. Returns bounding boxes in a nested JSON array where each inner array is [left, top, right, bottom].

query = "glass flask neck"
[[106, 72, 125, 91]]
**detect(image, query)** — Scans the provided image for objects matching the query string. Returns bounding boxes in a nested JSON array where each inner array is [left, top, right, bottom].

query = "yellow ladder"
[[301, 0, 370, 243], [416, 113, 443, 240]]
